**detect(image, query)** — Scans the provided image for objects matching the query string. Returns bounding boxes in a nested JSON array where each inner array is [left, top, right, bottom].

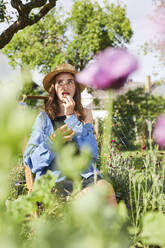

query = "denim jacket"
[[23, 111, 99, 181]]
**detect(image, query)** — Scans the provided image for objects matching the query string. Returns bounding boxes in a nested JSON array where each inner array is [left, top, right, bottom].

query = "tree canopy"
[[66, 0, 133, 70], [0, 0, 57, 49], [2, 0, 133, 73]]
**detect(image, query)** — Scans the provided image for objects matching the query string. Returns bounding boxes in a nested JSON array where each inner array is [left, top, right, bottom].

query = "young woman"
[[24, 63, 117, 206]]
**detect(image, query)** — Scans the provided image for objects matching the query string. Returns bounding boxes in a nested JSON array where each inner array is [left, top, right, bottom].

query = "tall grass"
[[107, 139, 165, 247]]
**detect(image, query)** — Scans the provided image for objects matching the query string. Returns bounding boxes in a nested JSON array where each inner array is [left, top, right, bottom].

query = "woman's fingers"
[[62, 128, 73, 136], [51, 124, 75, 142], [51, 124, 68, 141], [63, 131, 75, 142], [66, 95, 75, 108], [62, 95, 75, 116], [59, 123, 68, 130], [66, 95, 73, 104]]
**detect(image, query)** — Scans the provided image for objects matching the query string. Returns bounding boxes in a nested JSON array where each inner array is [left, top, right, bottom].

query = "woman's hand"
[[62, 95, 75, 117], [50, 124, 75, 142]]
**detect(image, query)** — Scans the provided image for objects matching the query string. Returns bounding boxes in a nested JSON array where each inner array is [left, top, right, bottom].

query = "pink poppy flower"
[[150, 5, 165, 51], [153, 114, 165, 147], [76, 47, 138, 90]]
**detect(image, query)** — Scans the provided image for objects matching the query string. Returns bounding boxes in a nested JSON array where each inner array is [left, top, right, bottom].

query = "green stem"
[[100, 90, 113, 176], [72, 177, 82, 196]]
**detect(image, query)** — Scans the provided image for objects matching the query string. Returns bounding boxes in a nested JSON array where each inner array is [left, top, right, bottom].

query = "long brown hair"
[[44, 74, 85, 121]]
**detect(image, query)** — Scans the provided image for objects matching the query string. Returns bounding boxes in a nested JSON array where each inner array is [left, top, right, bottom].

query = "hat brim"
[[43, 69, 85, 92]]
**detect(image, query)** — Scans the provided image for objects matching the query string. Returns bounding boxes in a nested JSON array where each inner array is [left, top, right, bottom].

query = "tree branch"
[[0, 0, 57, 49], [11, 0, 24, 14], [25, 0, 47, 13], [28, 0, 57, 25]]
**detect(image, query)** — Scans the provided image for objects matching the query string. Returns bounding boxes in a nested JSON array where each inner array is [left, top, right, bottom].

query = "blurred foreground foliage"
[[0, 76, 130, 248], [1, 74, 165, 248]]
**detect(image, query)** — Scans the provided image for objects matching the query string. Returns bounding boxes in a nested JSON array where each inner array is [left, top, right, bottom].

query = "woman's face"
[[54, 72, 76, 102]]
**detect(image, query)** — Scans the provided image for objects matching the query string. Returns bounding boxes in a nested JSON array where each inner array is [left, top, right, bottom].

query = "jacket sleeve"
[[23, 112, 55, 174], [64, 114, 98, 163]]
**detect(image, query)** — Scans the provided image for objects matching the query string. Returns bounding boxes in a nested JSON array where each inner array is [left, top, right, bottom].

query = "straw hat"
[[43, 63, 85, 92]]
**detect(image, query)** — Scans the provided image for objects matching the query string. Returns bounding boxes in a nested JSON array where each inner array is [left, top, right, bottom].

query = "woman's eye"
[[57, 80, 63, 85], [68, 80, 73, 85]]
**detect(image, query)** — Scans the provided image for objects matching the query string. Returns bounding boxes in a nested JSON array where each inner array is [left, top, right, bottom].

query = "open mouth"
[[62, 92, 70, 96]]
